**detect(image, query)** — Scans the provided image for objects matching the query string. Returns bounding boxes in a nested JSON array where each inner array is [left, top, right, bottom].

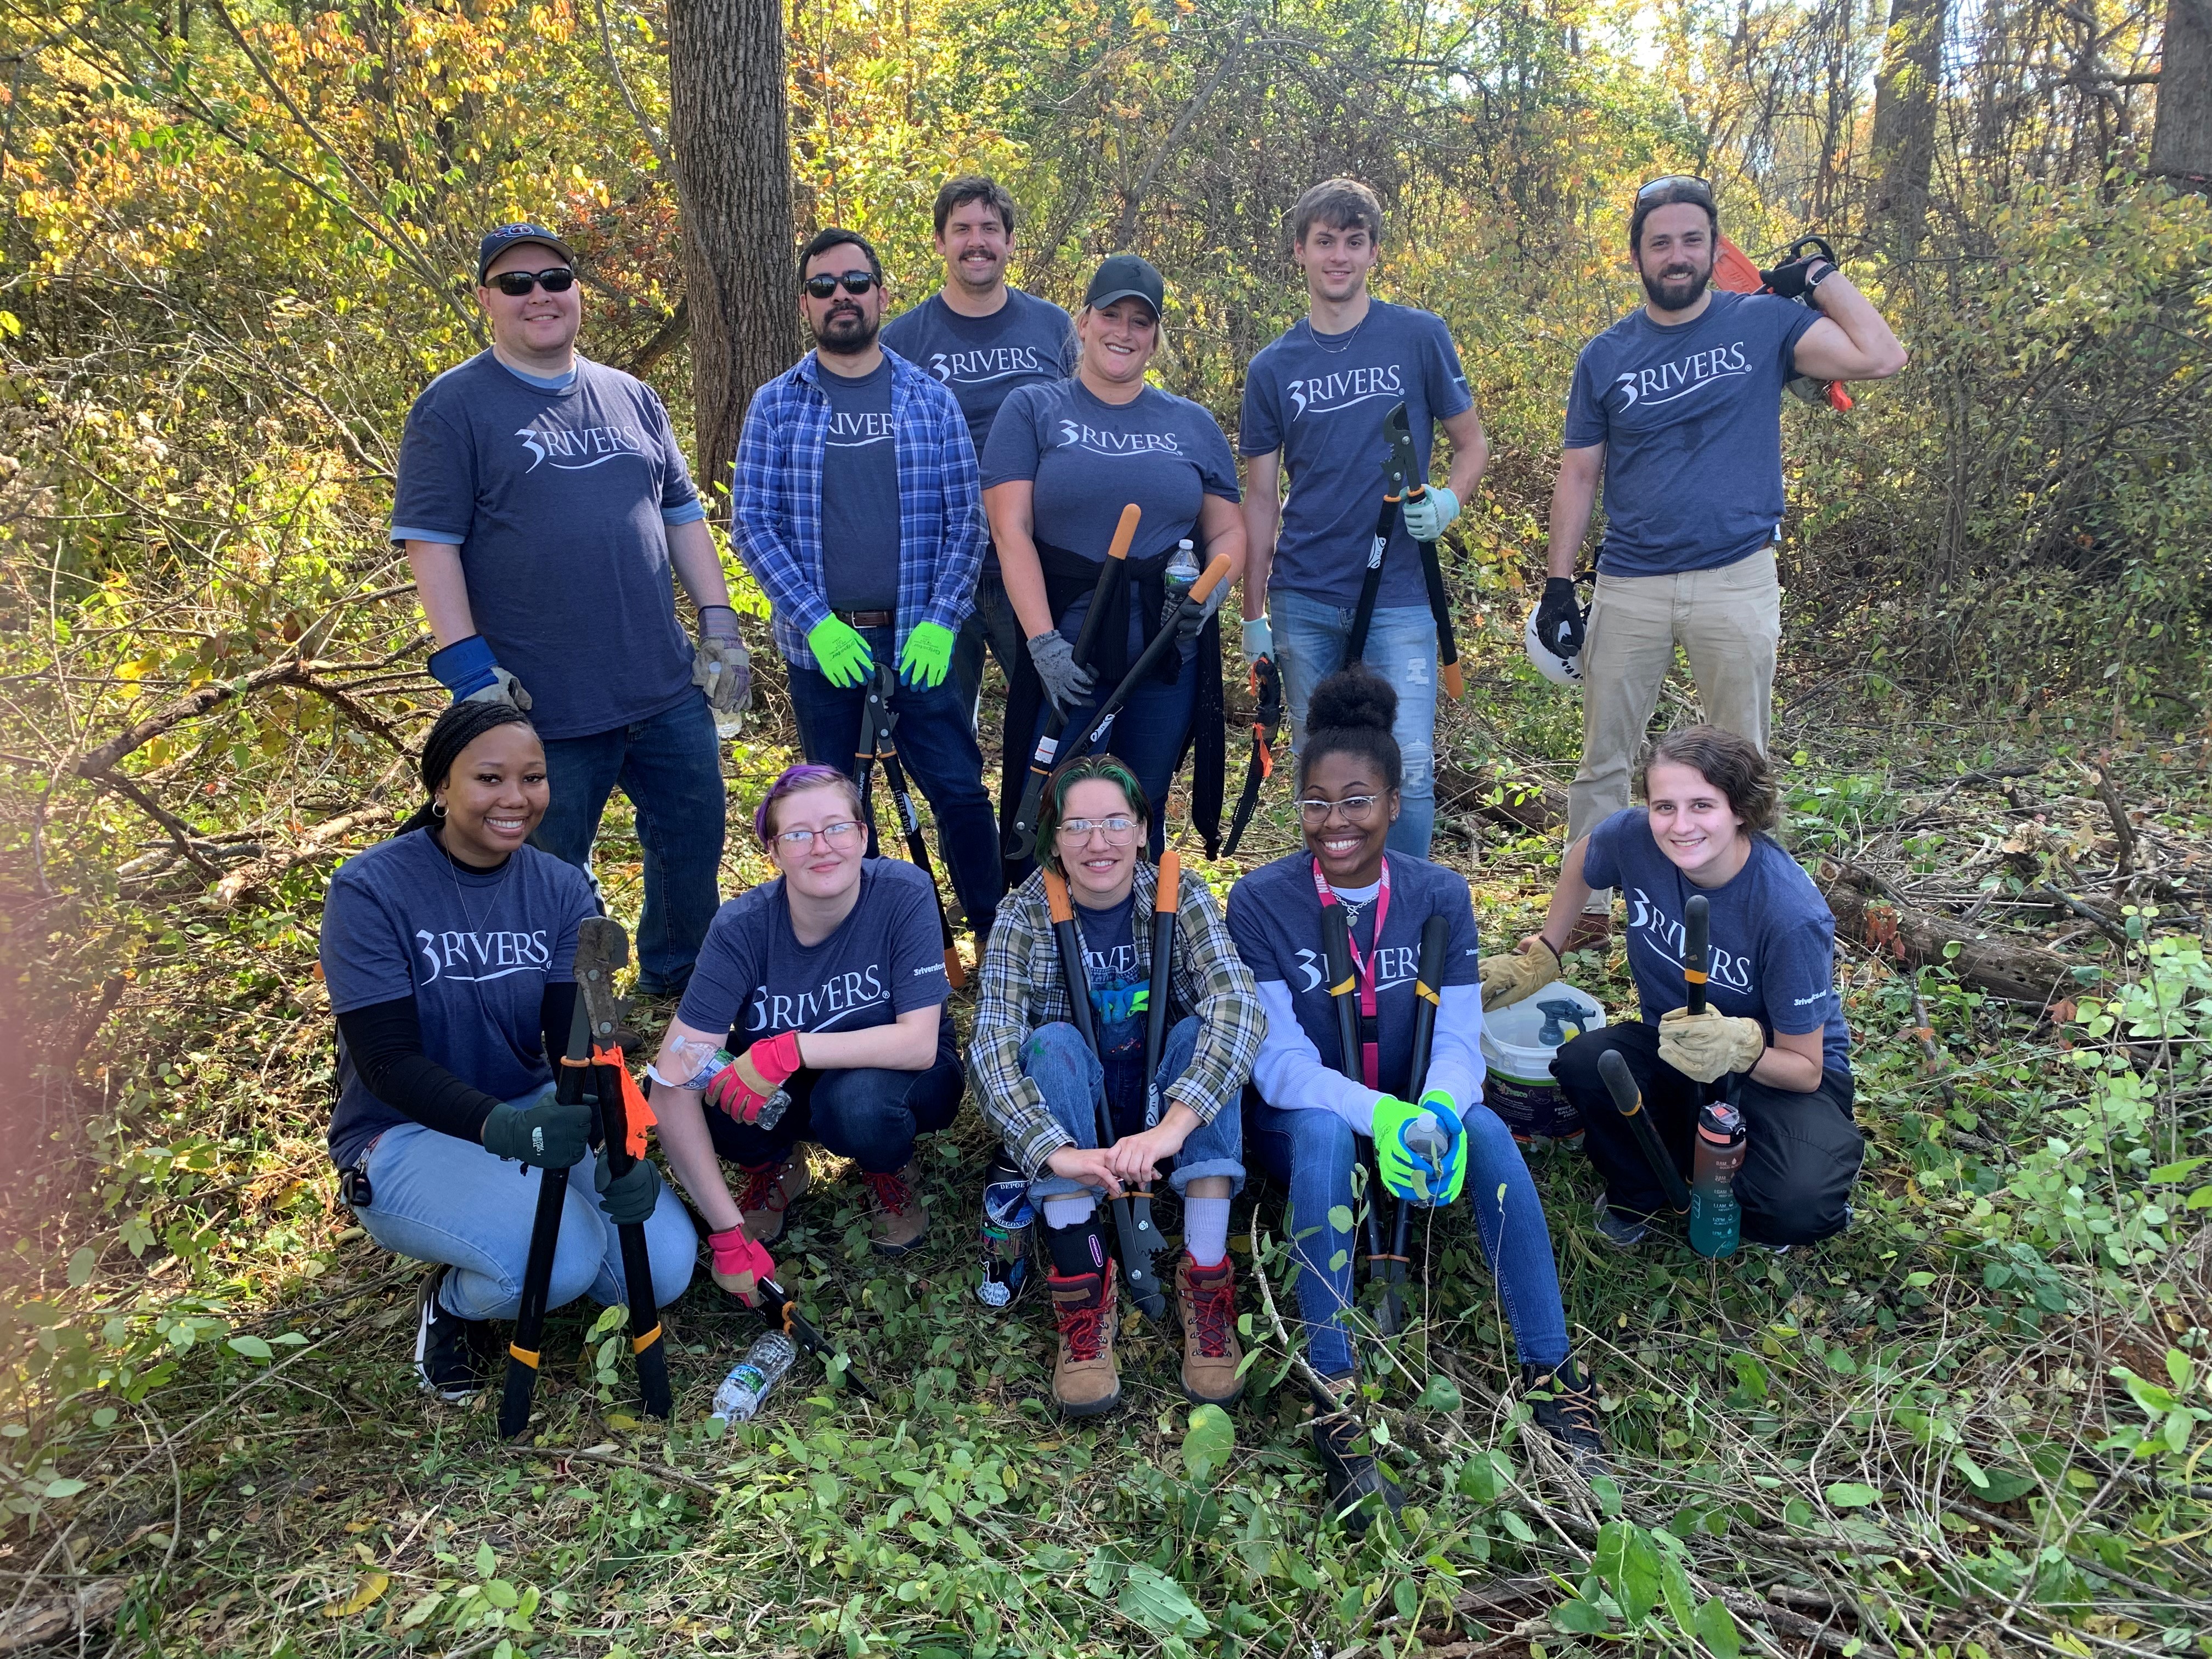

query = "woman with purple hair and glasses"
[[645, 764, 962, 1267]]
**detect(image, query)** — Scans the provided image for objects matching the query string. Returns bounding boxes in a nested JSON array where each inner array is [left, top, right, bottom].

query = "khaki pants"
[[1567, 547, 1780, 900]]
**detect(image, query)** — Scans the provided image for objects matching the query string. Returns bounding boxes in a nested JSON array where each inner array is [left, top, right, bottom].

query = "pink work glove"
[[704, 1030, 803, 1124], [707, 1226, 775, 1305]]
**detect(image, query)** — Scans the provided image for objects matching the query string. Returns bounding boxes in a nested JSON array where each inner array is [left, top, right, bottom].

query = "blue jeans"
[[704, 1037, 965, 1175], [788, 625, 1003, 940], [532, 691, 726, 997], [1271, 589, 1438, 858], [355, 1099, 696, 1322], [952, 565, 1024, 727], [1020, 1018, 1245, 1204], [1028, 645, 1198, 860], [1244, 1096, 1568, 1377]]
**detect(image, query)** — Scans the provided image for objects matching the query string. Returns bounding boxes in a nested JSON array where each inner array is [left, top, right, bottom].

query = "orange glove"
[[704, 1031, 802, 1124], [708, 1226, 774, 1305]]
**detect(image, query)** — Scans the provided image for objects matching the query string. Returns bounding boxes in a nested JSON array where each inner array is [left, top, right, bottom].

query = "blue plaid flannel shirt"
[[733, 347, 986, 670]]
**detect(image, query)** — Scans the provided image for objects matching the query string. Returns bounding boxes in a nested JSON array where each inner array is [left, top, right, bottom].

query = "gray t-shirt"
[[391, 352, 704, 740], [319, 830, 600, 1166], [1563, 289, 1819, 578], [881, 290, 1077, 460], [818, 357, 900, 612], [1239, 301, 1474, 610], [675, 859, 953, 1043]]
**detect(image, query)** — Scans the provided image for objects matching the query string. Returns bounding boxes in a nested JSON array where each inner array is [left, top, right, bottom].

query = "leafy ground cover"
[[4, 613, 2211, 1658]]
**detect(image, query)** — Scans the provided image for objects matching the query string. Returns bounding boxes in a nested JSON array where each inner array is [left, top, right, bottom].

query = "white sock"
[[1183, 1197, 1231, 1267], [1043, 1195, 1096, 1231]]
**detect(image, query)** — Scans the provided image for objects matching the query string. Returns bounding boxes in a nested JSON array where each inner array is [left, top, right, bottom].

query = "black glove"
[[1760, 256, 1836, 301], [1534, 577, 1586, 658], [594, 1149, 662, 1224], [481, 1094, 591, 1169]]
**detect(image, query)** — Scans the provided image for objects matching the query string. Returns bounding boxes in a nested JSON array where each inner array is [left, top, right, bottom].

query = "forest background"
[[1, 0, 2211, 1651]]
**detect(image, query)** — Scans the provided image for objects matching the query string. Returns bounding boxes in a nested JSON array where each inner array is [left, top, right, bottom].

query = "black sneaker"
[[1523, 1357, 1609, 1477], [414, 1266, 489, 1403], [1310, 1390, 1403, 1533], [1593, 1197, 1648, 1250]]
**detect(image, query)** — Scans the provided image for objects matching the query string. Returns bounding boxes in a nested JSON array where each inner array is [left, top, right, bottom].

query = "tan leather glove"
[[1478, 935, 1561, 1012], [1657, 1007, 1766, 1084]]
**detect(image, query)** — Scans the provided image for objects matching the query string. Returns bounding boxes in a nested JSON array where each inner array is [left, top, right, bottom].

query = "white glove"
[[1242, 616, 1272, 664], [1401, 485, 1461, 543]]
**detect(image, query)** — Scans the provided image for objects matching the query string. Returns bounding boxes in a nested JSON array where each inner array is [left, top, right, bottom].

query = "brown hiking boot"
[[736, 1158, 810, 1245], [1048, 1262, 1122, 1418], [862, 1162, 929, 1256], [1176, 1253, 1245, 1406], [1564, 910, 1613, 953]]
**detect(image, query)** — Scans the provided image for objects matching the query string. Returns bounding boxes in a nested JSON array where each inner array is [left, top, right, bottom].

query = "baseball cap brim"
[[1086, 286, 1160, 312]]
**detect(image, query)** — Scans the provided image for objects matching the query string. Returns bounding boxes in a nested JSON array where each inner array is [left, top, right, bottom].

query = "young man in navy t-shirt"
[[881, 176, 1076, 715], [1239, 178, 1490, 859], [392, 223, 749, 998], [1545, 178, 1906, 945]]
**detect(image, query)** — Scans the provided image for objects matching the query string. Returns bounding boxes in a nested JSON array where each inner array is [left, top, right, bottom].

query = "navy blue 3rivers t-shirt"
[[1581, 809, 1852, 1075], [881, 291, 1076, 464], [817, 358, 901, 612], [391, 352, 705, 740], [1562, 290, 1819, 578], [319, 830, 601, 1167]]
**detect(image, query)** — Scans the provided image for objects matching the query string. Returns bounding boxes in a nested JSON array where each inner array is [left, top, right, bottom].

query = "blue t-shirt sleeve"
[[1238, 359, 1284, 459], [885, 874, 953, 1015], [319, 871, 418, 1014], [1224, 881, 1286, 982], [391, 393, 475, 545], [1054, 309, 1079, 377], [645, 385, 701, 516], [1761, 913, 1838, 1036], [1195, 412, 1241, 502], [1564, 346, 1607, 449], [1424, 317, 1475, 422], [979, 386, 1047, 489], [1581, 810, 1629, 891], [1437, 871, 1482, 985], [675, 900, 758, 1037]]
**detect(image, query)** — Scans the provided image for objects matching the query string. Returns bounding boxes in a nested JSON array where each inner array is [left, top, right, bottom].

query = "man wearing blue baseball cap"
[[390, 223, 750, 998]]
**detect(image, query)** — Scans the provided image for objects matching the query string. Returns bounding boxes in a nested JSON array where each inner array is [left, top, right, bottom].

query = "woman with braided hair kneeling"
[[319, 700, 695, 1403]]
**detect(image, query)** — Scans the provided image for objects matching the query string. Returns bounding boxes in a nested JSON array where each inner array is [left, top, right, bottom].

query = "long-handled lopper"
[[1383, 403, 1464, 700], [1003, 504, 1138, 871], [1042, 865, 1169, 1321], [1374, 914, 1451, 1334], [1056, 555, 1234, 766], [1142, 850, 1181, 1127], [500, 918, 672, 1437], [752, 1268, 879, 1403], [1597, 1049, 1691, 1217], [856, 661, 967, 988], [1320, 901, 1397, 1334], [1222, 652, 1282, 857]]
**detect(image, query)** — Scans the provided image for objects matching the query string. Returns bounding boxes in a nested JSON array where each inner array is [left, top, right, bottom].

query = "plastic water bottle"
[[1688, 1101, 1746, 1259], [710, 1331, 798, 1424], [977, 1160, 1035, 1310], [647, 1040, 787, 1130], [1162, 538, 1199, 626]]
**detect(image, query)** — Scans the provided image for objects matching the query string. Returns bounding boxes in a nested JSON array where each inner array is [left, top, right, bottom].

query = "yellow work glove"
[[1657, 1007, 1766, 1085], [1477, 935, 1561, 1012]]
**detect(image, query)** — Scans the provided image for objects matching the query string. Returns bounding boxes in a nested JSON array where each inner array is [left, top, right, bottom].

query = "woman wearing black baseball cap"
[[981, 254, 1246, 862]]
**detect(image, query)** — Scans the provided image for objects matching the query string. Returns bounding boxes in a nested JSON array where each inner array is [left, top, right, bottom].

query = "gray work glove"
[[692, 605, 752, 723], [1026, 630, 1096, 716], [1169, 580, 1226, 650], [481, 1094, 591, 1169], [594, 1148, 663, 1224]]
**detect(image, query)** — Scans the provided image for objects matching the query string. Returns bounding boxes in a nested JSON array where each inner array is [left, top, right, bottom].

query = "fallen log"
[[1434, 761, 1565, 834], [1818, 862, 2075, 1006]]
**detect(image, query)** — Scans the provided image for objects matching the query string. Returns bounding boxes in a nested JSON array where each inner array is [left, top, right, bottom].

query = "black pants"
[[1551, 1023, 1864, 1247]]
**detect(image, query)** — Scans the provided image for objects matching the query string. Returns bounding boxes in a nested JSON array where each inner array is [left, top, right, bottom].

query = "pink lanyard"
[[1311, 856, 1391, 1088]]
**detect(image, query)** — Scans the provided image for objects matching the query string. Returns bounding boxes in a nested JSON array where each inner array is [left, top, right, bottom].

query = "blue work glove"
[[428, 635, 532, 712], [1373, 1091, 1466, 1207], [1242, 616, 1272, 664], [1400, 484, 1460, 544]]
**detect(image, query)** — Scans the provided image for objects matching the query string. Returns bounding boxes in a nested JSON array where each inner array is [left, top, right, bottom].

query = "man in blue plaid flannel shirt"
[[733, 227, 1005, 943]]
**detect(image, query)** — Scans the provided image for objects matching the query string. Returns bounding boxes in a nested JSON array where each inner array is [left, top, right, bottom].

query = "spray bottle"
[[1688, 1100, 1746, 1259]]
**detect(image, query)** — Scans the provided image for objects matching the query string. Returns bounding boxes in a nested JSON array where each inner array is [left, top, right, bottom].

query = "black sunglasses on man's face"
[[803, 270, 879, 300], [486, 267, 575, 297]]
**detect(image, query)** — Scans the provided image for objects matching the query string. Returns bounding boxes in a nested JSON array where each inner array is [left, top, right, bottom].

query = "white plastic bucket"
[[1480, 981, 1607, 1142]]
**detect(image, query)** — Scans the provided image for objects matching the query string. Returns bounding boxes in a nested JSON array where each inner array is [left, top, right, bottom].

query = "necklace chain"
[[1308, 310, 1370, 355]]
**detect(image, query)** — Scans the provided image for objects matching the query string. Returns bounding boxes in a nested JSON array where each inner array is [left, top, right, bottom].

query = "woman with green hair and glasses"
[[969, 754, 1263, 1418]]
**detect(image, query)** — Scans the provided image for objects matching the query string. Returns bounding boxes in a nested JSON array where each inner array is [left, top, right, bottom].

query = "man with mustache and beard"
[[1541, 178, 1905, 950], [733, 228, 1004, 950]]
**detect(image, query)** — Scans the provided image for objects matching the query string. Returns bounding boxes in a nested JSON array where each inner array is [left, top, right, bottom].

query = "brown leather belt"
[[834, 609, 895, 628]]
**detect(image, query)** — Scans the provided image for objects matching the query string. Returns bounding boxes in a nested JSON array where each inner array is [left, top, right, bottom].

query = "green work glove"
[[806, 616, 874, 688], [481, 1093, 591, 1170], [1373, 1091, 1466, 1207], [899, 620, 957, 690]]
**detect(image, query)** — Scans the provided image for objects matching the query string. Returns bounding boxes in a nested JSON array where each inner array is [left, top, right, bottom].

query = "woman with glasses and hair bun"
[[1227, 668, 1603, 1528], [645, 764, 963, 1265], [969, 755, 1263, 1419]]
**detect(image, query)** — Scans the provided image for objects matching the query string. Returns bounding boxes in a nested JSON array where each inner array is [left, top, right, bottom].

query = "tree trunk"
[[1869, 0, 1947, 254], [667, 0, 799, 511], [2151, 0, 2212, 189]]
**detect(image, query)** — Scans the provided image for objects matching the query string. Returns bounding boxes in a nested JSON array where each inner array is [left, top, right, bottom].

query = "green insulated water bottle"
[[1689, 1100, 1745, 1259]]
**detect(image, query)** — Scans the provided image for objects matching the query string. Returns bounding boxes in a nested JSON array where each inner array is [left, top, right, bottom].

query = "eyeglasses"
[[803, 270, 879, 299], [1296, 794, 1384, 826], [1637, 174, 1713, 202], [1056, 815, 1141, 845], [774, 820, 864, 851], [487, 267, 576, 296]]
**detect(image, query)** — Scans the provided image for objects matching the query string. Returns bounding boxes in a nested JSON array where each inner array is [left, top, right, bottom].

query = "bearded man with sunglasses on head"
[[1541, 178, 1906, 950], [733, 227, 1003, 947], [393, 223, 746, 1001]]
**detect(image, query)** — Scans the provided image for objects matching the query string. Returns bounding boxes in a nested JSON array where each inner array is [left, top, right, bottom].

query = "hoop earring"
[[432, 800, 447, 819]]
